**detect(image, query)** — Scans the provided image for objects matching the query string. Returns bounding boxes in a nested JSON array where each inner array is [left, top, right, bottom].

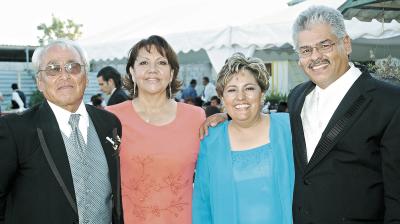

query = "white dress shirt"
[[301, 63, 362, 161], [48, 100, 89, 143], [202, 82, 217, 102], [109, 87, 116, 96], [12, 91, 25, 112]]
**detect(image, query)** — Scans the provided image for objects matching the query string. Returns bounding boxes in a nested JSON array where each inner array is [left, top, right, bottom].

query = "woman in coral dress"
[[107, 35, 205, 224]]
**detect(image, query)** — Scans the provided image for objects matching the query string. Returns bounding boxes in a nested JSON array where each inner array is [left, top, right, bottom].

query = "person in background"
[[194, 96, 204, 107], [210, 95, 221, 109], [0, 39, 124, 224], [97, 66, 129, 106], [10, 83, 26, 112], [277, 101, 288, 112], [288, 6, 400, 223], [204, 105, 220, 118], [204, 96, 222, 118], [106, 35, 205, 224], [91, 93, 104, 109], [193, 53, 294, 224], [181, 79, 198, 101], [184, 97, 196, 106], [201, 76, 217, 103]]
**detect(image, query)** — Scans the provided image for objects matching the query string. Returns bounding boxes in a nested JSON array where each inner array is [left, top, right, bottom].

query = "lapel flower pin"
[[106, 134, 121, 151]]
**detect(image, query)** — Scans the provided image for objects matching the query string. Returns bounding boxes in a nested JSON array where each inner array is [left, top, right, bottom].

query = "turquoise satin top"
[[232, 144, 283, 223]]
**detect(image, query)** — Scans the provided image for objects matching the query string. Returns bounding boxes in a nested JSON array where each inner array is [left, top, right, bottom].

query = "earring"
[[169, 82, 172, 100], [133, 82, 137, 97]]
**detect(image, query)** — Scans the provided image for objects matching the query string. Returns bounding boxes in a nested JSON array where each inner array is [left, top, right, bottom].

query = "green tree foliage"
[[29, 89, 45, 107], [37, 15, 83, 45]]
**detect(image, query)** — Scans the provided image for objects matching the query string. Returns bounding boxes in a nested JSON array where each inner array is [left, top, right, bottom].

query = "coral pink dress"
[[107, 101, 205, 224]]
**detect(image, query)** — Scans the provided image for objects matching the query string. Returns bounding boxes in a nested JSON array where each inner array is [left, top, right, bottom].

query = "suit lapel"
[[305, 73, 375, 174], [36, 101, 76, 203], [291, 81, 315, 173]]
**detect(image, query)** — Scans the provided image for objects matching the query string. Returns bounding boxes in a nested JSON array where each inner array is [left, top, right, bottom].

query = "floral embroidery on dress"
[[123, 155, 191, 221]]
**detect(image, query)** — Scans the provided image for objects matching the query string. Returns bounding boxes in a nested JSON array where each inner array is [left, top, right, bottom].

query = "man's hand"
[[199, 113, 228, 139]]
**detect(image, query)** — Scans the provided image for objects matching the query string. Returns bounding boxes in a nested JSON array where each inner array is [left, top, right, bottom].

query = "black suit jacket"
[[288, 72, 400, 224], [0, 101, 124, 224], [107, 88, 129, 106]]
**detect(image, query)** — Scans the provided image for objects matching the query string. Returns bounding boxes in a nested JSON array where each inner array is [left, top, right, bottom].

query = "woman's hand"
[[199, 113, 228, 139]]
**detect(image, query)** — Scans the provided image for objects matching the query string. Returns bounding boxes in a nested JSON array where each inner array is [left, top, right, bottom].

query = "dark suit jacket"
[[0, 101, 124, 224], [107, 88, 129, 106], [288, 72, 400, 224]]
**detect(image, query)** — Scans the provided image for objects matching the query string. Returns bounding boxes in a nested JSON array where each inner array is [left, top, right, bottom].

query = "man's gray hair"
[[292, 5, 347, 49], [32, 39, 90, 75]]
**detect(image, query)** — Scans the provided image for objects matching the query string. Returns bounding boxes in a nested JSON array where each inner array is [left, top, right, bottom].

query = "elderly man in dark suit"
[[97, 66, 129, 106], [0, 40, 124, 224], [288, 5, 400, 224]]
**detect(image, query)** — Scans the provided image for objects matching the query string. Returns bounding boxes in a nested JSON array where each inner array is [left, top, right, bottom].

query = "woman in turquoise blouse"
[[193, 53, 294, 224]]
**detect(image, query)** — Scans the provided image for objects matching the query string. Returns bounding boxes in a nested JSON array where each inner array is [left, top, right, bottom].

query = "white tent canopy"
[[80, 0, 400, 72]]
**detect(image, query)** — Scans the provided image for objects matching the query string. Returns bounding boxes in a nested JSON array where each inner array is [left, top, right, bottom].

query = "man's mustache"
[[308, 59, 330, 69]]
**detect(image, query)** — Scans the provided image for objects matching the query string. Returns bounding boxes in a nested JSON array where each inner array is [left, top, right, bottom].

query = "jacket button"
[[303, 179, 311, 185]]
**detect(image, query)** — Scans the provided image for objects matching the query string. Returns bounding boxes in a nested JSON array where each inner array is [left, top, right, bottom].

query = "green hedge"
[[265, 92, 287, 104]]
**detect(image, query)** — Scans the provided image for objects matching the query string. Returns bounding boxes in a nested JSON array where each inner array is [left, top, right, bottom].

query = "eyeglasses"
[[297, 40, 336, 58], [38, 62, 86, 77]]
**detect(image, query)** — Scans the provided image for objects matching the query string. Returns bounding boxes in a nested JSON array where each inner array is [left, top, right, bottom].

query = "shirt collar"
[[110, 87, 117, 95], [47, 100, 89, 129]]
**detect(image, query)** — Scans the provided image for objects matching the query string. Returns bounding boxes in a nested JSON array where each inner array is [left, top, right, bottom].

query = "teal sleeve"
[[192, 140, 212, 224]]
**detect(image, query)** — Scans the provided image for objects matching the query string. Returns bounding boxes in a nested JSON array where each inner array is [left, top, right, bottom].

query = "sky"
[[0, 0, 289, 46]]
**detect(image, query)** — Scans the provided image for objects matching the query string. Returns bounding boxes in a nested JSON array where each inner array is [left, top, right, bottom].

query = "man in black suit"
[[97, 66, 129, 106], [288, 6, 400, 224], [0, 40, 124, 224]]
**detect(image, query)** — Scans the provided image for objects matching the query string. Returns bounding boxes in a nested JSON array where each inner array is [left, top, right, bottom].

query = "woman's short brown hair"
[[216, 52, 270, 97], [124, 35, 182, 98]]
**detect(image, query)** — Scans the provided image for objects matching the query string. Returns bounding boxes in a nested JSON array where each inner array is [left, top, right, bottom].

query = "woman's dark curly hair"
[[124, 35, 182, 98]]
